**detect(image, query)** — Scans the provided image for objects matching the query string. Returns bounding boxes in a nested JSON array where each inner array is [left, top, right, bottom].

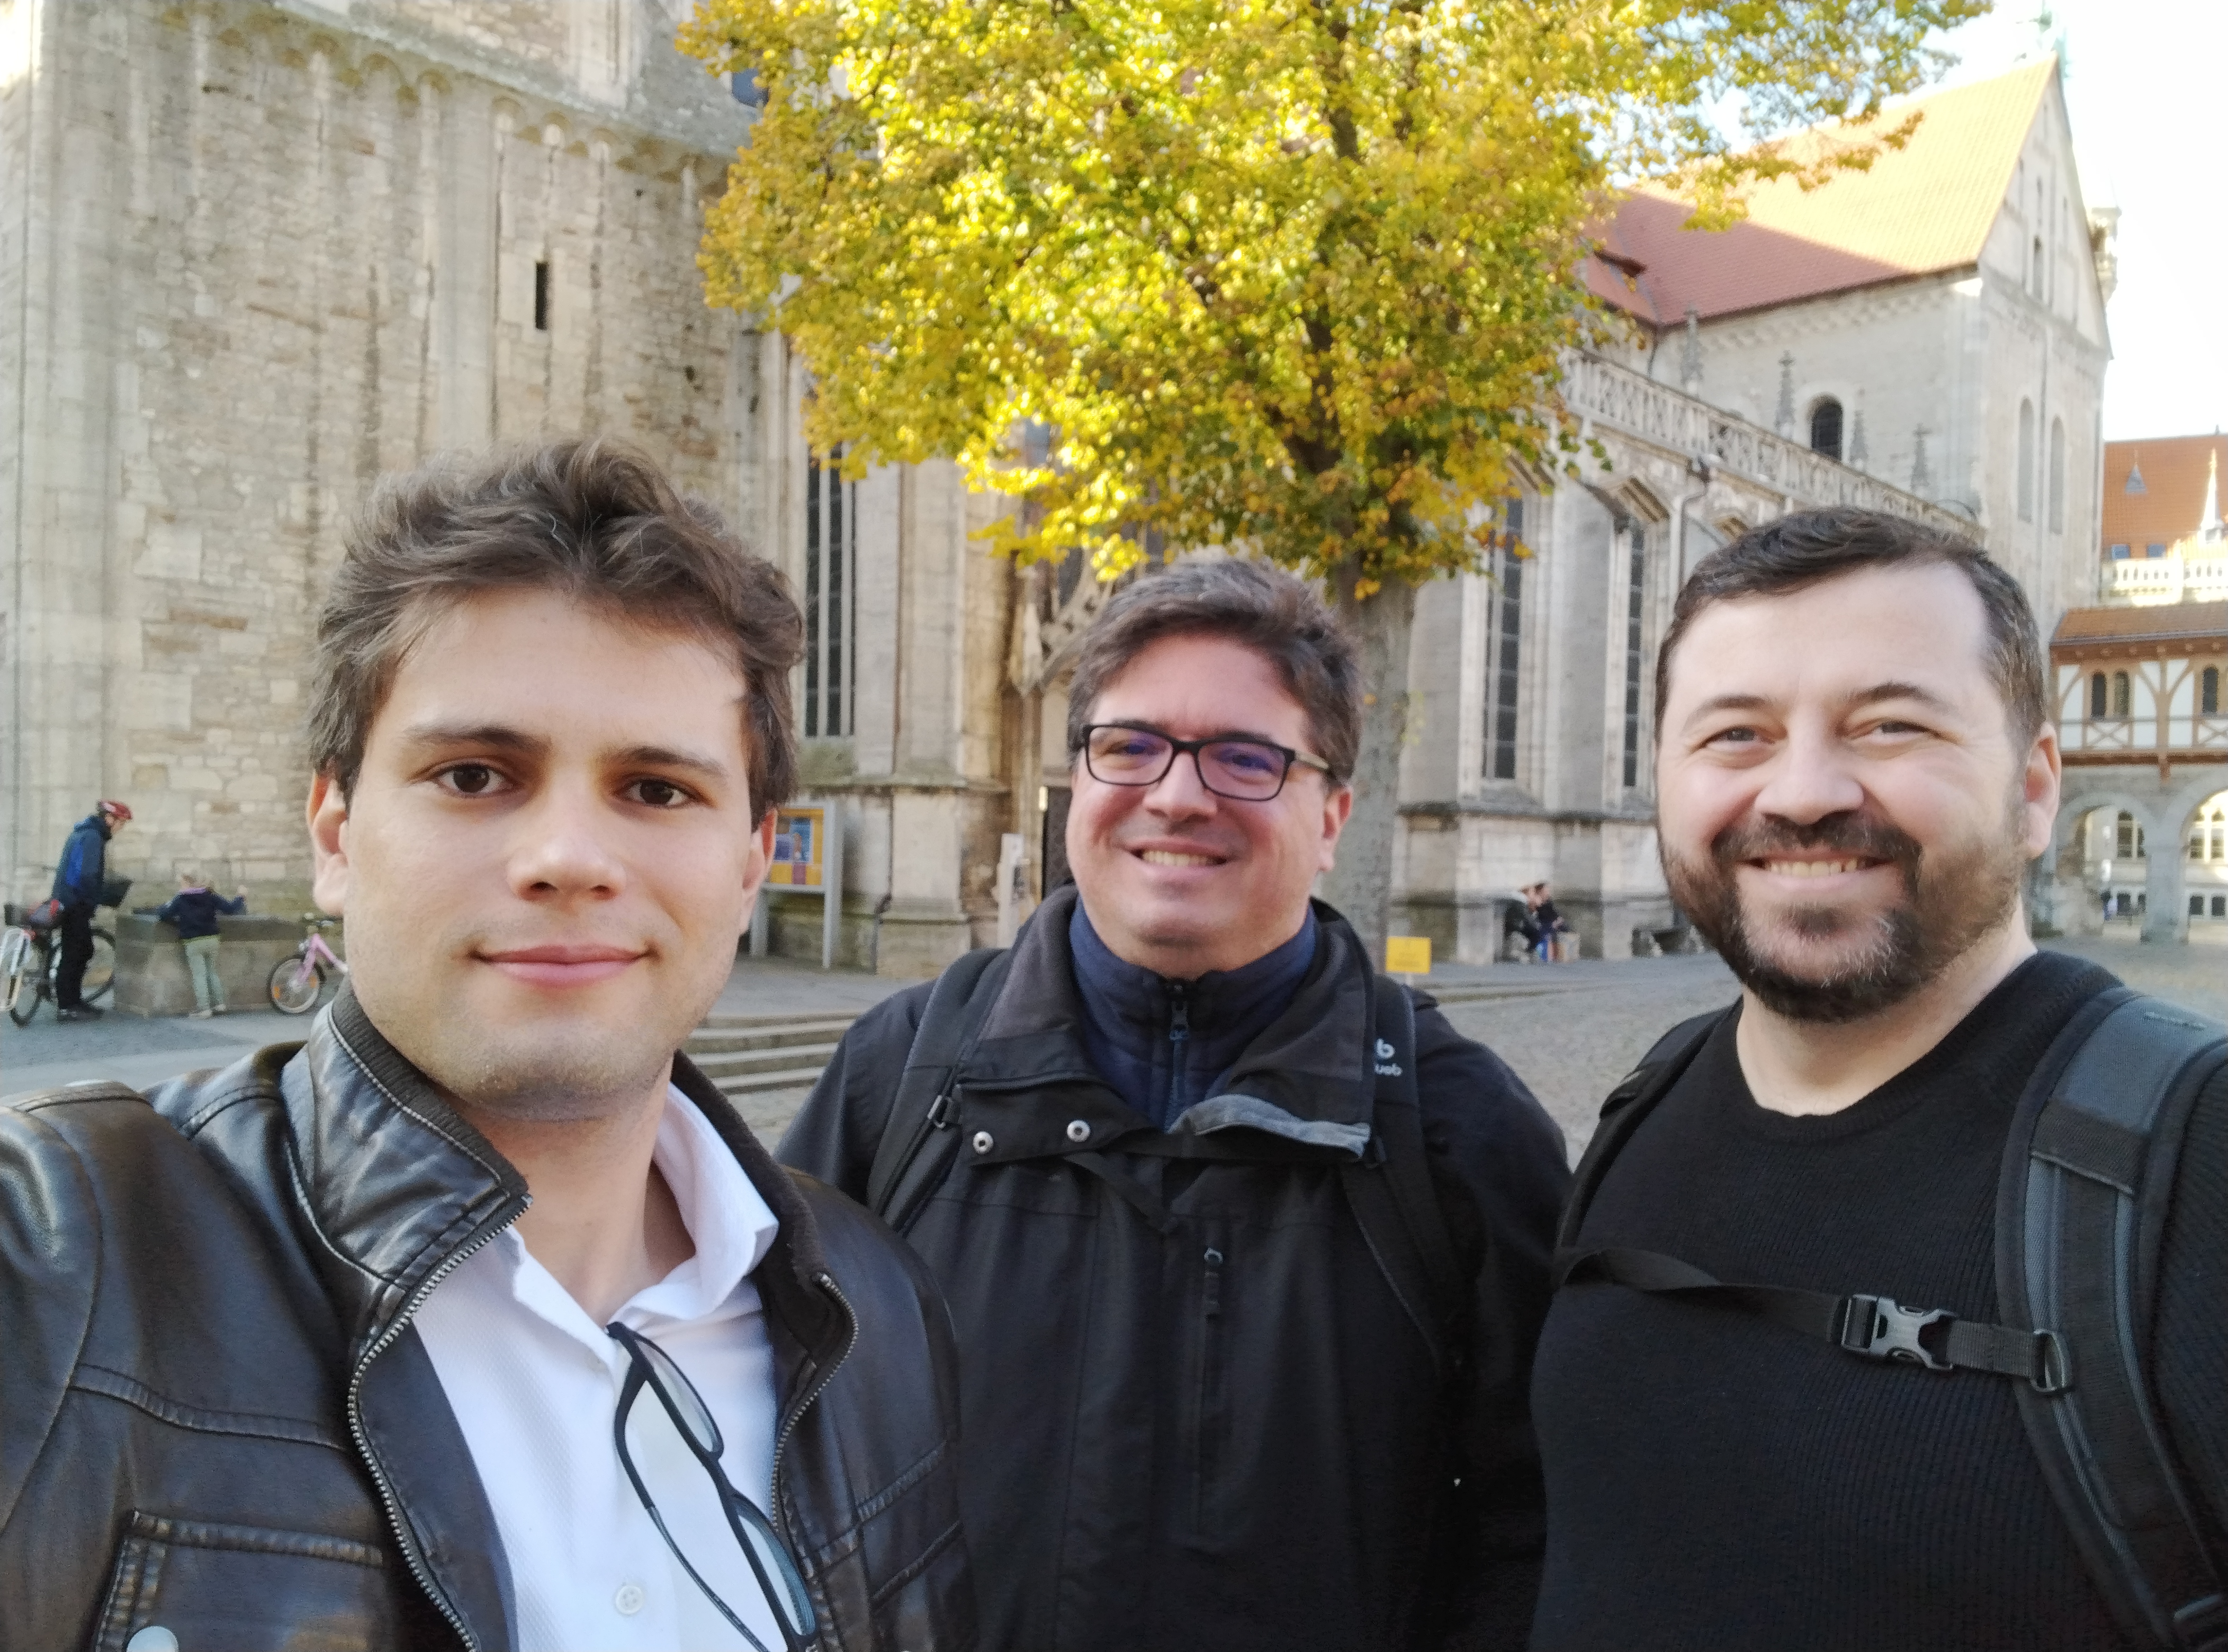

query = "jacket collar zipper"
[[343, 1205, 525, 1652], [1166, 981, 1191, 1123], [769, 1271, 860, 1577]]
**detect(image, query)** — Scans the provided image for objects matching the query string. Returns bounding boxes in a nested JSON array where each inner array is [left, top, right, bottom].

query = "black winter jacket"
[[0, 989, 975, 1652], [780, 888, 1570, 1652]]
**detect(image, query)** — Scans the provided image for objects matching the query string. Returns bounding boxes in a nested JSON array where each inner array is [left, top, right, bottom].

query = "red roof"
[[2051, 602, 2228, 649], [1589, 60, 2058, 327], [2100, 436, 2228, 552]]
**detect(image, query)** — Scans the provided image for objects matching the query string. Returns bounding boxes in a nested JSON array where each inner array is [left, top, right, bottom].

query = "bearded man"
[[1529, 510, 2228, 1652]]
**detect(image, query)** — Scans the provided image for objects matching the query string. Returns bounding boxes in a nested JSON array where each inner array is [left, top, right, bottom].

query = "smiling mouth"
[[1756, 858, 1882, 878], [1137, 849, 1221, 867], [478, 946, 645, 986]]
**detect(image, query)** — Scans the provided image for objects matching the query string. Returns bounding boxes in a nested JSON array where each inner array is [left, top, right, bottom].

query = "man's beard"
[[1663, 803, 2028, 1024]]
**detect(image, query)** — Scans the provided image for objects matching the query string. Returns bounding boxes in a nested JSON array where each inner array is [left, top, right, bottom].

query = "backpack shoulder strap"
[[865, 945, 1011, 1228], [1345, 976, 1469, 1368], [2002, 988, 2228, 1651], [1557, 1005, 1732, 1251]]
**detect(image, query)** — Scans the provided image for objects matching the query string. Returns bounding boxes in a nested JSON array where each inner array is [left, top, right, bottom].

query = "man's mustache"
[[1711, 812, 1924, 869]]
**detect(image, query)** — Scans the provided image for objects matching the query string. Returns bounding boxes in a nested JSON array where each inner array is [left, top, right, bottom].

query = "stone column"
[[2141, 816, 2188, 943]]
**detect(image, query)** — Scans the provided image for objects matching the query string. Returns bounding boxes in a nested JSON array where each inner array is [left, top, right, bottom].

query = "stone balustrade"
[[1558, 352, 1971, 536]]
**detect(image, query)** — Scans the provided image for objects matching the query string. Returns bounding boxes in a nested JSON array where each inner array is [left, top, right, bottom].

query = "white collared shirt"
[[414, 1085, 785, 1652]]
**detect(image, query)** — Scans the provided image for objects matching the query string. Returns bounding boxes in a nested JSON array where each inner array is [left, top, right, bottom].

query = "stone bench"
[[112, 912, 337, 1018]]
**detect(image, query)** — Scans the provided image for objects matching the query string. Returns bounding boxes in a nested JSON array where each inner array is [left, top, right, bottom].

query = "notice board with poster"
[[750, 798, 844, 969], [768, 807, 824, 887]]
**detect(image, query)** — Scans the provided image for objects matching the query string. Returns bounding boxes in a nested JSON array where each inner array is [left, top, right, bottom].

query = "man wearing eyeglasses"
[[0, 442, 974, 1651], [783, 558, 1569, 1651]]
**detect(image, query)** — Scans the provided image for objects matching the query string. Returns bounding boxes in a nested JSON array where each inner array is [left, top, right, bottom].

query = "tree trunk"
[[1321, 568, 1417, 966]]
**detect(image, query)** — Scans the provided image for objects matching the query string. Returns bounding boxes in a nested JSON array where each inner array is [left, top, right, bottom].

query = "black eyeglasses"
[[606, 1322, 817, 1652], [1081, 723, 1334, 802]]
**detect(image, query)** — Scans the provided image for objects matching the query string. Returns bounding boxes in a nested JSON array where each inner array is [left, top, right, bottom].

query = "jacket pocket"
[[92, 1511, 394, 1652]]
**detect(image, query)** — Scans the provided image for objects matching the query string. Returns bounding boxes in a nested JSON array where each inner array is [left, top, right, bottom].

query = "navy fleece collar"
[[1067, 901, 1319, 1129]]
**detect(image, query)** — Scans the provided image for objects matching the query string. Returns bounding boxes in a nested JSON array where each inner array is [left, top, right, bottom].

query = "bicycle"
[[3, 887, 123, 1026], [268, 914, 349, 1015]]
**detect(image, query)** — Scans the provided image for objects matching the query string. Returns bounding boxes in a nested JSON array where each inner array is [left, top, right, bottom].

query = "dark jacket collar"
[[964, 884, 1378, 1151], [286, 987, 842, 1366], [276, 990, 851, 1651], [1068, 900, 1318, 1032], [1068, 900, 1320, 1128]]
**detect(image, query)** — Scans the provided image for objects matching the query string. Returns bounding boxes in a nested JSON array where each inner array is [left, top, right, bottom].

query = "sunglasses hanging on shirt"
[[606, 1321, 819, 1652]]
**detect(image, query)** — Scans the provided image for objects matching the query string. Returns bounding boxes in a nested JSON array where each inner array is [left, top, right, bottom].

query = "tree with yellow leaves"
[[683, 0, 1981, 950]]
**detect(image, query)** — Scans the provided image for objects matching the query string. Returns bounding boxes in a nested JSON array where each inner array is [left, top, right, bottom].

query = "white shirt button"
[[127, 1630, 179, 1652], [613, 1582, 646, 1616]]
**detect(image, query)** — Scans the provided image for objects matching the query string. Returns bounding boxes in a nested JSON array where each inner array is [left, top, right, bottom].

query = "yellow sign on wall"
[[1385, 935, 1432, 975], [767, 807, 824, 887]]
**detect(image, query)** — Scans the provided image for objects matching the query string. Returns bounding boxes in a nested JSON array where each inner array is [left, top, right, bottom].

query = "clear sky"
[[1930, 2, 2226, 441]]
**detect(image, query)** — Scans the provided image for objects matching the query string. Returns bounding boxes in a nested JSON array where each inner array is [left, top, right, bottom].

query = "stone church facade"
[[2, 0, 759, 903], [0, 10, 2109, 973]]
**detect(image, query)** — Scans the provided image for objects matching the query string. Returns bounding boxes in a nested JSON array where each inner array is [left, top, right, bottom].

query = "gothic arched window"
[[2111, 671, 2132, 719], [1808, 398, 1844, 462], [2202, 665, 2221, 715], [2090, 671, 2108, 719], [2048, 417, 2067, 533], [2018, 399, 2037, 522]]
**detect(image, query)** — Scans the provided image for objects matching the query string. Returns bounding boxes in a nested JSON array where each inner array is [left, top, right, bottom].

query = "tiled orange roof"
[[2051, 601, 2228, 648], [2100, 436, 2228, 552], [1589, 60, 2058, 326]]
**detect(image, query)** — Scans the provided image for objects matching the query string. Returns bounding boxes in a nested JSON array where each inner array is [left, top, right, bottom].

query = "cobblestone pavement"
[[1432, 957, 1741, 1161]]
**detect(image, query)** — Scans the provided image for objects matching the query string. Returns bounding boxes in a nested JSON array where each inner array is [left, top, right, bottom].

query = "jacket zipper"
[[1194, 1243, 1225, 1534], [769, 1270, 861, 1599], [344, 1206, 525, 1651], [1166, 981, 1191, 1123]]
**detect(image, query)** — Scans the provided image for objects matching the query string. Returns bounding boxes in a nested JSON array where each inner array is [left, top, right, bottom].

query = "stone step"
[[712, 1065, 830, 1098], [700, 1010, 862, 1031], [689, 1041, 843, 1079], [685, 1018, 857, 1055]]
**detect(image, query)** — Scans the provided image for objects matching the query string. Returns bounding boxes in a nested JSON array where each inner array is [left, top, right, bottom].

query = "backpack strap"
[[866, 945, 1012, 1231], [1557, 1007, 1732, 1252], [1338, 976, 1471, 1381], [1551, 1245, 2069, 1387], [2002, 991, 2228, 1651]]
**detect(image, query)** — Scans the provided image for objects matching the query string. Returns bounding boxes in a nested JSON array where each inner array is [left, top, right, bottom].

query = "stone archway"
[[2178, 787, 2228, 941], [2044, 790, 2164, 939], [2052, 763, 2228, 942]]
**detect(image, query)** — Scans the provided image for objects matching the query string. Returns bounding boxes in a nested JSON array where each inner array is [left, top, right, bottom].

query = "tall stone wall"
[[0, 0, 753, 904]]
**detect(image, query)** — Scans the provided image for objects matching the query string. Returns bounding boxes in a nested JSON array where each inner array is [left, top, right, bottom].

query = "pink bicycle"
[[268, 914, 348, 1015]]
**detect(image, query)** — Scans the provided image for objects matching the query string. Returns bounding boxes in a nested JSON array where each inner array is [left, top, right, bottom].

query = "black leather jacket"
[[0, 990, 975, 1652]]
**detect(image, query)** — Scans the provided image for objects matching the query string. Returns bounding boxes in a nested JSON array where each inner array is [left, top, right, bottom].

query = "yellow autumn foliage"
[[682, 0, 1981, 590]]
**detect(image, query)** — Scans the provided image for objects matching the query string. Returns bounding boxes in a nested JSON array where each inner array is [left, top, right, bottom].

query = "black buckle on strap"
[[1839, 1295, 1954, 1371], [2030, 1329, 2072, 1396]]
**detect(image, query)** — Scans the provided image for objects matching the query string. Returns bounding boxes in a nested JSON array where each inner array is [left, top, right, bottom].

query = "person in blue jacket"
[[49, 800, 130, 1020], [155, 871, 249, 1017]]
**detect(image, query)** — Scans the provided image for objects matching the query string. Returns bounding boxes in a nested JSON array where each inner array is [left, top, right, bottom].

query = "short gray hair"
[[1065, 559, 1362, 784]]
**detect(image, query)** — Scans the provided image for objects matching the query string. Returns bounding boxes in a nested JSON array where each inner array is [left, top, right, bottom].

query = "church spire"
[[2203, 451, 2221, 542]]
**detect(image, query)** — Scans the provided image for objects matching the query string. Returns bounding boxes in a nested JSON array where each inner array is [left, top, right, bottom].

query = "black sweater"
[[1532, 951, 2228, 1651]]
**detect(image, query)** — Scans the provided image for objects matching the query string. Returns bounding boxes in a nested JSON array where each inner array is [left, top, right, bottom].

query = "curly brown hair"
[[308, 439, 802, 815]]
